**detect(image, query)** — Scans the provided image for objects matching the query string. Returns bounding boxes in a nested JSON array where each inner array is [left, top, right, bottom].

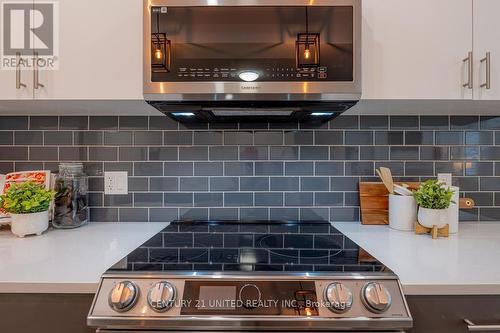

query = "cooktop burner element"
[[107, 220, 391, 273], [88, 220, 412, 332]]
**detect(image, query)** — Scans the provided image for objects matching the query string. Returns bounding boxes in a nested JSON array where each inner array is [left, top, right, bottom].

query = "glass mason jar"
[[53, 163, 89, 228]]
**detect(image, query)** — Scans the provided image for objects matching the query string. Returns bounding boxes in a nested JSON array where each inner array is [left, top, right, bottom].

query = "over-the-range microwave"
[[143, 0, 361, 123]]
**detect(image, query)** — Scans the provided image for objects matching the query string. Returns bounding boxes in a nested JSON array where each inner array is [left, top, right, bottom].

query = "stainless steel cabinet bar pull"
[[33, 52, 44, 89], [480, 52, 491, 89], [464, 319, 500, 331], [15, 52, 26, 89], [463, 51, 473, 89]]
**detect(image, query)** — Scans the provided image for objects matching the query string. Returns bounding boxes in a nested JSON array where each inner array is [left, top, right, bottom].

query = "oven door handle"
[[97, 331, 407, 333], [464, 319, 500, 331]]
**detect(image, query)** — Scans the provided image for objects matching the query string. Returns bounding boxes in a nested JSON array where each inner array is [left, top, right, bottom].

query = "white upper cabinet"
[[473, 0, 500, 100], [0, 0, 33, 100], [362, 0, 473, 100], [33, 0, 143, 100]]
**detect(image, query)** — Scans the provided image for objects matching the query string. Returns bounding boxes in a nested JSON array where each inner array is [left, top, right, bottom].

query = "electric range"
[[88, 220, 412, 332]]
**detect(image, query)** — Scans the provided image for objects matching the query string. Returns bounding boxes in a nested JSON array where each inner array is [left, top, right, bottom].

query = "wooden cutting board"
[[359, 182, 420, 225]]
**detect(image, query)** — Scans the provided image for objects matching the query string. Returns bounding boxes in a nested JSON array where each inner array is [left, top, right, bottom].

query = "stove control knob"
[[147, 281, 176, 312], [361, 282, 392, 313], [108, 281, 139, 312], [324, 282, 353, 313]]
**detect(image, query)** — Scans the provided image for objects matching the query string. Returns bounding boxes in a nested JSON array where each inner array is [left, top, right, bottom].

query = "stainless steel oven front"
[[88, 273, 412, 333]]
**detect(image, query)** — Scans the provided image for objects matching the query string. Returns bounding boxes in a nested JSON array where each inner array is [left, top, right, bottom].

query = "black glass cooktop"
[[107, 220, 392, 274]]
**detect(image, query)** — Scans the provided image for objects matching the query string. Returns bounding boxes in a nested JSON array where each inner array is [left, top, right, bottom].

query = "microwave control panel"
[[164, 65, 328, 82]]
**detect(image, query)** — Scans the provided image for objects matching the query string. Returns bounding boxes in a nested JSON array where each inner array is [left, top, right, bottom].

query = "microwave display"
[[150, 6, 354, 83]]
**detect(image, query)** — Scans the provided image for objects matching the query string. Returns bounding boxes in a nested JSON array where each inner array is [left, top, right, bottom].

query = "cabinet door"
[[0, 0, 34, 100], [362, 0, 473, 100], [473, 0, 500, 100], [33, 0, 142, 100], [407, 295, 500, 333]]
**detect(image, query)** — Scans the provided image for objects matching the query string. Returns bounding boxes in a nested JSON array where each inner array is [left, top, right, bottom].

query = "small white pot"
[[417, 207, 448, 229], [10, 210, 49, 238]]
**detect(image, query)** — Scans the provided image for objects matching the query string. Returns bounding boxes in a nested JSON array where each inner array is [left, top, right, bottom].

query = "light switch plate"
[[104, 171, 128, 195]]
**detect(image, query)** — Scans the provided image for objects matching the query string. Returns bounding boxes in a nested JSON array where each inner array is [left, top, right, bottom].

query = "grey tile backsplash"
[[1, 115, 500, 222]]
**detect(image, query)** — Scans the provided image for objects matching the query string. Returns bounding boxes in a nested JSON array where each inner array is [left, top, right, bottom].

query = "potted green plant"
[[0, 181, 55, 237], [413, 179, 455, 229]]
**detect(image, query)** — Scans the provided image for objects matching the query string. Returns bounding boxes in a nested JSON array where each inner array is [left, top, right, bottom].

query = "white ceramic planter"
[[10, 210, 49, 238], [389, 194, 417, 231], [417, 207, 448, 229]]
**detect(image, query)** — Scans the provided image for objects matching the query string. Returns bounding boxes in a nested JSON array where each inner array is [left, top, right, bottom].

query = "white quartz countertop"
[[333, 222, 500, 295], [0, 222, 167, 293], [1, 221, 499, 295]]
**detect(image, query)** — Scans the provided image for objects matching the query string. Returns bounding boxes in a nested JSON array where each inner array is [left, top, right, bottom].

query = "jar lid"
[[59, 163, 84, 172]]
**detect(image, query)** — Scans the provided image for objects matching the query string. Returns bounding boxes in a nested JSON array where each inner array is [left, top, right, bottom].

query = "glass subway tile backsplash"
[[1, 115, 500, 222]]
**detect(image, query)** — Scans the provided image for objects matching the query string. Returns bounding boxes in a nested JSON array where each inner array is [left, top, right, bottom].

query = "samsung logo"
[[240, 85, 261, 90]]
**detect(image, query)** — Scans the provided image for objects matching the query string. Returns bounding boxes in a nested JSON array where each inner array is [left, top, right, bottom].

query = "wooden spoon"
[[380, 167, 394, 193], [376, 168, 394, 194]]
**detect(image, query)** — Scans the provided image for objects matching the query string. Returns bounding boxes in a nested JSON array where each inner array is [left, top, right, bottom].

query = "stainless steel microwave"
[[143, 0, 361, 123]]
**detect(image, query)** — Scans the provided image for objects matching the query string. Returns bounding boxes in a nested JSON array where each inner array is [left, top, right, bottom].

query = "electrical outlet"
[[104, 171, 128, 195], [437, 173, 452, 187]]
